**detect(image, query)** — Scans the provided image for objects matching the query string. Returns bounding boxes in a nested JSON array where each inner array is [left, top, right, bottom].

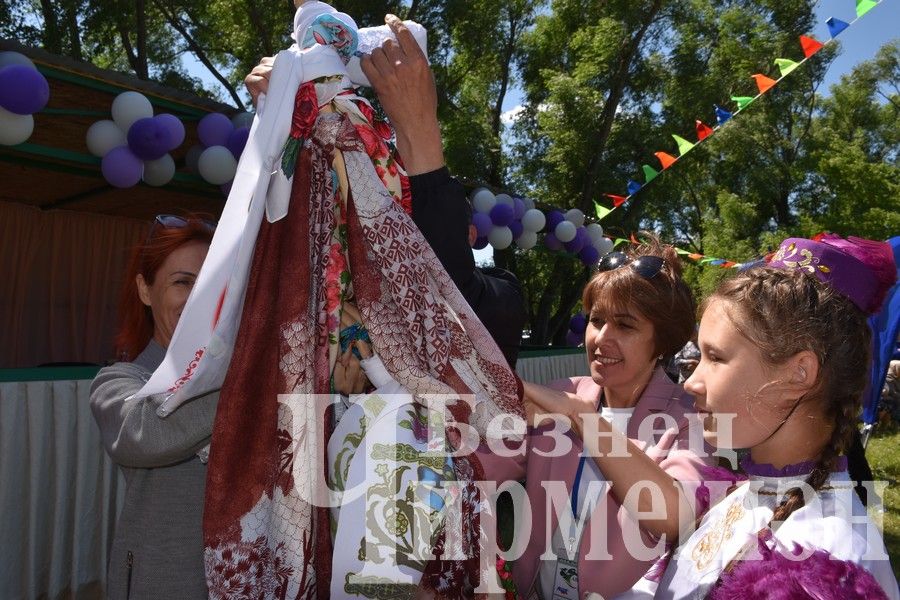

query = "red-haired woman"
[[90, 215, 216, 599]]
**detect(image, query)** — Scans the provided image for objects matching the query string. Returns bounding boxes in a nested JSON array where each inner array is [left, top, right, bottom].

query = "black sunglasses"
[[597, 251, 665, 279]]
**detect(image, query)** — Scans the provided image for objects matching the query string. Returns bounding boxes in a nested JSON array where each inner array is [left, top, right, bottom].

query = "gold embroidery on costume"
[[771, 242, 831, 274], [691, 501, 746, 571]]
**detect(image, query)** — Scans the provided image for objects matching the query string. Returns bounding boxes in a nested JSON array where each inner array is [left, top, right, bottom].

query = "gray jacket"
[[90, 341, 218, 599]]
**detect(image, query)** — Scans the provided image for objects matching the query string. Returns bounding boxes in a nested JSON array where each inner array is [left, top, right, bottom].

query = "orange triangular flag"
[[800, 35, 824, 58], [654, 151, 677, 169], [604, 193, 628, 207], [688, 253, 703, 261], [696, 120, 714, 141], [752, 74, 777, 94], [630, 233, 640, 244]]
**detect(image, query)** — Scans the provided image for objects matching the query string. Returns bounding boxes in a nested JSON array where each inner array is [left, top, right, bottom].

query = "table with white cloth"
[[0, 349, 584, 599], [0, 367, 124, 600]]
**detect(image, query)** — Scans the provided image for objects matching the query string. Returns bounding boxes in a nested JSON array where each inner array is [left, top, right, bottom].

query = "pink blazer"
[[477, 367, 713, 598]]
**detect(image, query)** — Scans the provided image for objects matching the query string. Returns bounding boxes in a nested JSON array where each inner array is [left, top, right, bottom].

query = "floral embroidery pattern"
[[771, 242, 832, 274], [691, 500, 746, 571]]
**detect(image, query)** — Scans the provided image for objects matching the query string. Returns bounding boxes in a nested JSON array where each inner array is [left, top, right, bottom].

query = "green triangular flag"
[[731, 96, 755, 110], [594, 202, 613, 220], [674, 247, 690, 255], [642, 164, 659, 183], [672, 134, 695, 156], [856, 0, 877, 17], [774, 58, 800, 77], [700, 257, 716, 264], [614, 238, 629, 248]]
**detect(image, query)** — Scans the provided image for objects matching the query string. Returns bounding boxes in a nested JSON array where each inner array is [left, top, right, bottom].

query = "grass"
[[865, 425, 900, 580]]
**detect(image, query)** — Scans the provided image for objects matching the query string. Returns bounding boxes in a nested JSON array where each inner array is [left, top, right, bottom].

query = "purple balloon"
[[226, 126, 250, 158], [564, 234, 585, 254], [546, 210, 565, 231], [512, 197, 526, 219], [197, 112, 233, 148], [155, 113, 185, 150], [579, 245, 600, 266], [472, 212, 493, 237], [473, 236, 489, 250], [565, 330, 583, 347], [127, 117, 171, 160], [509, 219, 524, 240], [544, 232, 563, 251], [0, 65, 50, 115], [489, 203, 515, 227], [101, 146, 143, 188], [569, 313, 587, 334]]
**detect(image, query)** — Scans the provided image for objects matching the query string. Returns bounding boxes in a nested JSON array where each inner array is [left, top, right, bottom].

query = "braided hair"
[[709, 267, 871, 522]]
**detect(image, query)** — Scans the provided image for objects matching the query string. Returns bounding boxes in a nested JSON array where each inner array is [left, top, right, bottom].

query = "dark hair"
[[114, 216, 214, 361], [582, 234, 696, 360], [708, 267, 871, 521]]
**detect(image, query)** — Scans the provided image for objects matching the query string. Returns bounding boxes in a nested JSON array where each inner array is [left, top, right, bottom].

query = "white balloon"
[[554, 220, 577, 243], [185, 144, 203, 173], [471, 187, 496, 213], [596, 237, 614, 256], [516, 230, 538, 250], [522, 197, 535, 211], [565, 208, 585, 227], [0, 107, 33, 145], [85, 120, 126, 157], [111, 91, 154, 133], [0, 51, 36, 70], [494, 193, 514, 207], [521, 208, 546, 232], [586, 223, 605, 245], [231, 111, 254, 128], [142, 154, 176, 186], [198, 145, 237, 185], [488, 226, 513, 250]]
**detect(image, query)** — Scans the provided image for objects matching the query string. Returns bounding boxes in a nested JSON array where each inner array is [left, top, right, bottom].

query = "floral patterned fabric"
[[202, 71, 522, 600]]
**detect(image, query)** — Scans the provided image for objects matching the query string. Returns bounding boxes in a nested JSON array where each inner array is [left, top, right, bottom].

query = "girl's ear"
[[784, 350, 819, 394]]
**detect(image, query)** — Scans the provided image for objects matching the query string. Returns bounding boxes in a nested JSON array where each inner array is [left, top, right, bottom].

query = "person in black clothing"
[[245, 14, 527, 369]]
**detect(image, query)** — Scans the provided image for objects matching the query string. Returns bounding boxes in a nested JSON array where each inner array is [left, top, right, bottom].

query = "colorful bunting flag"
[[603, 193, 628, 207], [715, 105, 733, 125], [594, 201, 613, 220], [627, 180, 642, 195], [731, 96, 755, 110], [654, 151, 677, 169], [614, 238, 629, 248], [672, 134, 695, 156], [826, 17, 849, 38], [752, 74, 777, 93], [696, 120, 714, 141], [799, 35, 824, 58], [642, 164, 659, 183], [774, 58, 800, 77], [856, 0, 878, 17]]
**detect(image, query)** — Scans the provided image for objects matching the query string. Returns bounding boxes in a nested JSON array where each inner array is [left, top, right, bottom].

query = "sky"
[[185, 1, 898, 265]]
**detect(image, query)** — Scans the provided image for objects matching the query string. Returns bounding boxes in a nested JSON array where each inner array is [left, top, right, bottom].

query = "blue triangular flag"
[[714, 105, 733, 125], [826, 17, 850, 38], [627, 179, 642, 195]]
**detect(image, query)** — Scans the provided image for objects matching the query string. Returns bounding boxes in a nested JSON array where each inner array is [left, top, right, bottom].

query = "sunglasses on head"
[[144, 214, 217, 246], [597, 251, 665, 279]]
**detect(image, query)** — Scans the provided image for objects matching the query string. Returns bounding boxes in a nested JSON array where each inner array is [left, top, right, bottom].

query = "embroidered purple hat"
[[768, 234, 896, 315]]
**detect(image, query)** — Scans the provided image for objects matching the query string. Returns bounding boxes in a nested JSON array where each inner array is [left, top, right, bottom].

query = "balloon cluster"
[[86, 91, 185, 188], [469, 188, 546, 251], [468, 187, 615, 267], [543, 209, 614, 267], [0, 52, 50, 146], [565, 312, 587, 347], [185, 112, 252, 192]]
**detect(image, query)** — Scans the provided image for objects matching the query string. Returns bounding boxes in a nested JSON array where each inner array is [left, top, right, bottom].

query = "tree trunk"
[[135, 0, 149, 79], [39, 0, 62, 54]]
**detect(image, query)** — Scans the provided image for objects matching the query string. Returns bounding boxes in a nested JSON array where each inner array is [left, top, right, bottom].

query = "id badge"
[[550, 557, 579, 600]]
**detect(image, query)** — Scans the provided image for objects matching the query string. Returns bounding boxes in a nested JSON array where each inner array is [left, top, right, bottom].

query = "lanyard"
[[571, 395, 604, 516]]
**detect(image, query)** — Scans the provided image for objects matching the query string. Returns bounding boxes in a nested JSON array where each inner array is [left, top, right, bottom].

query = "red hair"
[[115, 216, 214, 361]]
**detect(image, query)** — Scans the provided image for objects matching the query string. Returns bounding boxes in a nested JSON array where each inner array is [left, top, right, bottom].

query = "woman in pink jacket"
[[479, 237, 713, 599]]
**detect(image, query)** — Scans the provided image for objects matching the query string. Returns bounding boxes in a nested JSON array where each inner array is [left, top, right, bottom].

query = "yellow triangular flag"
[[774, 58, 800, 77], [594, 202, 613, 220], [672, 134, 695, 156]]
